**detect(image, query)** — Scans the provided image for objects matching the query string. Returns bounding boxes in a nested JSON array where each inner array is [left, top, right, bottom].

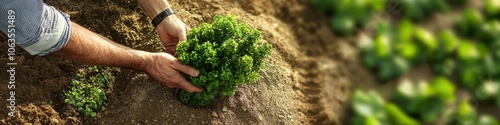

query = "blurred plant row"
[[311, 0, 471, 36], [351, 79, 498, 125], [312, 0, 500, 124]]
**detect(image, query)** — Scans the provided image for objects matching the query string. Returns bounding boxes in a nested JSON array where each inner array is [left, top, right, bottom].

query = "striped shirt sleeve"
[[0, 0, 72, 56]]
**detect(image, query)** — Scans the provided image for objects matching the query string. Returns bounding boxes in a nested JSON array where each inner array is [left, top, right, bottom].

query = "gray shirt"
[[0, 0, 72, 56]]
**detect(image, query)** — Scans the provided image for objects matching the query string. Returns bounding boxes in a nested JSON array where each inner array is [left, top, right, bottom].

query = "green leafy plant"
[[360, 21, 412, 82], [392, 77, 456, 122], [455, 8, 485, 38], [430, 30, 459, 76], [64, 66, 114, 117], [350, 90, 389, 125], [452, 100, 477, 125], [484, 0, 500, 19], [354, 3, 500, 125], [384, 103, 419, 125], [478, 115, 500, 125], [176, 15, 272, 106], [456, 41, 489, 89], [445, 100, 500, 125], [478, 20, 500, 44], [311, 0, 386, 36], [400, 0, 451, 21]]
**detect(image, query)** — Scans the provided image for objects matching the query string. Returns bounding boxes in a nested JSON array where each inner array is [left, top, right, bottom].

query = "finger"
[[165, 47, 176, 55], [164, 82, 179, 89], [172, 60, 200, 77], [178, 28, 188, 42], [156, 76, 179, 88], [173, 74, 203, 93], [185, 25, 191, 32]]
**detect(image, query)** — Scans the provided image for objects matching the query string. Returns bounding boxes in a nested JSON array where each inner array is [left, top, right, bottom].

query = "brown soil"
[[0, 0, 373, 124]]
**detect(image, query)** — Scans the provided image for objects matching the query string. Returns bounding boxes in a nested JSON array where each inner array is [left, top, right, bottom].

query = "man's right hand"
[[55, 22, 202, 93], [142, 53, 203, 93]]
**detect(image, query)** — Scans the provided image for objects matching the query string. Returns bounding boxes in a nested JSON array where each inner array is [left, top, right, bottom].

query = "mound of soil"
[[0, 0, 371, 124]]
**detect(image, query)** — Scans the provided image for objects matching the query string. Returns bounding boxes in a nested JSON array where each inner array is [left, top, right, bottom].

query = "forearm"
[[54, 22, 150, 71], [137, 0, 172, 19]]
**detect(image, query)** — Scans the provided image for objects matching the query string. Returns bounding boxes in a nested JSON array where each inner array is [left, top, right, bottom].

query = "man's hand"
[[143, 52, 203, 92], [156, 15, 190, 55], [55, 23, 202, 93], [137, 0, 189, 55]]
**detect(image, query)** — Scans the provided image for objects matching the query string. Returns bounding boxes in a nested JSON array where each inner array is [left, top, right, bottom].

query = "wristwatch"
[[152, 8, 175, 28]]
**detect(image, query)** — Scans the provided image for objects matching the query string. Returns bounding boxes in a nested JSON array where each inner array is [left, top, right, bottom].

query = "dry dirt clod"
[[222, 106, 228, 112], [50, 118, 59, 124], [212, 111, 218, 118], [242, 107, 247, 111]]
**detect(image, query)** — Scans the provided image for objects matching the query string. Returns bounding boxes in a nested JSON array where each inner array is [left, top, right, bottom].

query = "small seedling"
[[64, 66, 114, 117]]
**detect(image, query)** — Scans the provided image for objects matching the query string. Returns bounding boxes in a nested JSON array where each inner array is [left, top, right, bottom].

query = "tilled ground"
[[0, 0, 365, 124]]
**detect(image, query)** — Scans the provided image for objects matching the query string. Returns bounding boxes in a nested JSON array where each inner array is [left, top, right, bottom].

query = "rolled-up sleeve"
[[0, 0, 72, 56]]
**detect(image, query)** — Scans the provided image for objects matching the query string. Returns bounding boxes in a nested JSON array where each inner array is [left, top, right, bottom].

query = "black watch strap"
[[152, 8, 175, 28]]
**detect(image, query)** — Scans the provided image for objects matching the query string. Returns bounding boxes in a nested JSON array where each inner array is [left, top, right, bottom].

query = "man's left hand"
[[156, 14, 190, 55]]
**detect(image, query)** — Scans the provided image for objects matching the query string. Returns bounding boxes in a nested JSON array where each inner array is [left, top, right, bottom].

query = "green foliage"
[[456, 41, 491, 90], [360, 32, 410, 82], [431, 77, 456, 104], [457, 41, 484, 64], [311, 0, 386, 36], [484, 0, 500, 19], [455, 8, 485, 38], [445, 0, 469, 6], [330, 15, 355, 36], [445, 100, 500, 125], [355, 2, 500, 125], [453, 100, 477, 125], [351, 80, 454, 125], [414, 27, 438, 56], [176, 15, 272, 106], [430, 30, 459, 76], [400, 0, 452, 21], [360, 22, 418, 82], [478, 115, 500, 125], [392, 78, 455, 122], [384, 103, 419, 125], [438, 30, 459, 55], [431, 58, 455, 77], [478, 20, 500, 44], [377, 56, 409, 82], [475, 80, 500, 100], [350, 90, 389, 125], [351, 82, 500, 125], [64, 66, 113, 117]]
